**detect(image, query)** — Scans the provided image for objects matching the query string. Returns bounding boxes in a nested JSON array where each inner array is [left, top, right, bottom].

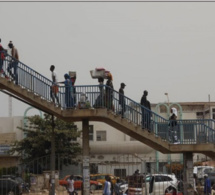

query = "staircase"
[[1, 52, 215, 158]]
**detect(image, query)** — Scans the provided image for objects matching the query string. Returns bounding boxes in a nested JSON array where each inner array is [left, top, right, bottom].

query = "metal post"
[[144, 160, 147, 195], [82, 119, 90, 195], [50, 115, 55, 195]]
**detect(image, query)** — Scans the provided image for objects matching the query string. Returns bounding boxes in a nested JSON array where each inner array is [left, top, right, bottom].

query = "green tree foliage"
[[9, 114, 82, 164]]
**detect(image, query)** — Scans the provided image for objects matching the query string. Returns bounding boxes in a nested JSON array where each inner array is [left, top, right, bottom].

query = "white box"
[[90, 70, 105, 79]]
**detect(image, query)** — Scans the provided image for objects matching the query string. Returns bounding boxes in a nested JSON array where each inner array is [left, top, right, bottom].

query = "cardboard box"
[[69, 71, 76, 78]]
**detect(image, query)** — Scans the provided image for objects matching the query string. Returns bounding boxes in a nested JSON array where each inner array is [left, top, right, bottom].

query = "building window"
[[96, 131, 106, 141], [89, 125, 94, 141], [196, 112, 204, 119], [114, 169, 126, 179], [212, 109, 215, 120]]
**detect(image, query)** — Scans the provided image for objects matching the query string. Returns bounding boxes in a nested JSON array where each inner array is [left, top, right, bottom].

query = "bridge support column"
[[82, 119, 90, 195], [50, 115, 55, 195], [183, 152, 194, 195]]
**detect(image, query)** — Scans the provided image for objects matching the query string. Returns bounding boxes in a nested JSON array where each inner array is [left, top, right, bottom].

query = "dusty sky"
[[0, 1, 215, 116]]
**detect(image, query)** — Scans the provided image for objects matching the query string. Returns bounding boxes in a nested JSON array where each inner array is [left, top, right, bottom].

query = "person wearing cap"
[[119, 82, 126, 118], [140, 90, 151, 131], [204, 174, 211, 195]]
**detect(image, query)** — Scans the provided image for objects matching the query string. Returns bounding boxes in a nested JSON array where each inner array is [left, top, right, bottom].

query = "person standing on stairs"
[[0, 38, 9, 79], [7, 41, 19, 84], [58, 73, 74, 108], [105, 72, 114, 110], [119, 82, 126, 118], [140, 90, 151, 132], [169, 107, 179, 144], [50, 65, 60, 106]]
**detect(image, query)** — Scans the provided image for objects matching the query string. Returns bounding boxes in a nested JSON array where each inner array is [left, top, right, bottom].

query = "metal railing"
[[1, 51, 215, 145]]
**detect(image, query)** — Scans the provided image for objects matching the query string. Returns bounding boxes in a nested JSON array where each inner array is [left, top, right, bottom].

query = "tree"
[[9, 114, 82, 167]]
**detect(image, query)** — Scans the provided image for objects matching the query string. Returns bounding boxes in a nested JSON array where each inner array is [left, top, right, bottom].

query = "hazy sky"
[[0, 1, 215, 117]]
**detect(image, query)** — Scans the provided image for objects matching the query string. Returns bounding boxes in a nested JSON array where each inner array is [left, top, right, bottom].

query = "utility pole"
[[82, 119, 90, 195], [50, 115, 55, 195]]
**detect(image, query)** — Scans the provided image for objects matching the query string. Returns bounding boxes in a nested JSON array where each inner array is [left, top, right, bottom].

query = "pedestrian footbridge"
[[0, 53, 215, 159]]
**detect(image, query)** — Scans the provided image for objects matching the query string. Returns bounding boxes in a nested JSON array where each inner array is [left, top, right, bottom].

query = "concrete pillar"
[[50, 115, 55, 195], [82, 119, 90, 195], [183, 152, 194, 195]]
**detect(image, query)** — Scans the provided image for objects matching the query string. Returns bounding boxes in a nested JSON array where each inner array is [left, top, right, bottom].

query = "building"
[[0, 102, 214, 177]]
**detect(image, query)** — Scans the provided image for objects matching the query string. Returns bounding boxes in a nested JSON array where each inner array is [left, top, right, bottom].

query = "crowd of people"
[[0, 38, 179, 142], [0, 38, 19, 84]]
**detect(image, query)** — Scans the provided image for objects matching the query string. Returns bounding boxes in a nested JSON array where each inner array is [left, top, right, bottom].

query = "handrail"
[[1, 51, 215, 145]]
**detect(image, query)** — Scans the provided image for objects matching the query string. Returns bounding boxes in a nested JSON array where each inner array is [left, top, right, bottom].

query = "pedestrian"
[[169, 107, 179, 144], [204, 174, 211, 195], [105, 73, 114, 110], [0, 38, 9, 79], [67, 175, 75, 195], [107, 176, 114, 195], [50, 65, 60, 106], [94, 77, 104, 108], [119, 82, 126, 118], [58, 73, 74, 108], [7, 41, 19, 84], [103, 175, 111, 195], [71, 75, 77, 107], [140, 90, 151, 131], [114, 179, 122, 195]]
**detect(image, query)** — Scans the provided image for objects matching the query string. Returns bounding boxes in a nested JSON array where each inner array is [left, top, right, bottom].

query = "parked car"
[[59, 175, 102, 190], [90, 173, 119, 185], [120, 174, 180, 195], [0, 178, 22, 195], [1, 175, 30, 193], [193, 166, 214, 185]]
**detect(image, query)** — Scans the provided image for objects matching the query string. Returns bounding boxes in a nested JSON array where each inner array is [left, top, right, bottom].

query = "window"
[[114, 169, 126, 179], [212, 109, 215, 120], [196, 112, 204, 119], [96, 131, 106, 141], [155, 176, 162, 182], [89, 125, 94, 141], [97, 175, 105, 180], [160, 176, 172, 182]]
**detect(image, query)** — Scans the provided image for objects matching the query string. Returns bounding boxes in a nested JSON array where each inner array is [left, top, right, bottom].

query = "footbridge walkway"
[[0, 52, 215, 158]]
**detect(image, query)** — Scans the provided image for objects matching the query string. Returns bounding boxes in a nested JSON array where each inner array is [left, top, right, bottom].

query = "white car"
[[120, 174, 179, 195]]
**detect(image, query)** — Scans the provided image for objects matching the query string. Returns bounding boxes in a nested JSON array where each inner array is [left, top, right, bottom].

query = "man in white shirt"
[[50, 65, 60, 106], [67, 175, 78, 195]]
